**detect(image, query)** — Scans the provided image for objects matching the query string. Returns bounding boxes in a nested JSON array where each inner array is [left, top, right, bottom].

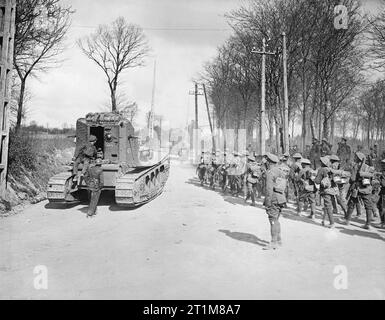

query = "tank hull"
[[47, 156, 170, 207]]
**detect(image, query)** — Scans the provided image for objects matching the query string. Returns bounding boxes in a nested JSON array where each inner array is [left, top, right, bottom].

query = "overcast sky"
[[26, 0, 241, 129], [26, 0, 383, 130]]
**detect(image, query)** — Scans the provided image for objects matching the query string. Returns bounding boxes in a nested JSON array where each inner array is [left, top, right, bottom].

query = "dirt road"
[[1, 161, 384, 299]]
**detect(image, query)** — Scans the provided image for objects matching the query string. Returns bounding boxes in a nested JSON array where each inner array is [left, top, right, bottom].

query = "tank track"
[[47, 171, 76, 202], [115, 156, 170, 207]]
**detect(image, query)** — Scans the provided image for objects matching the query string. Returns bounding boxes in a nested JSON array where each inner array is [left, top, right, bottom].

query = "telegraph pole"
[[282, 32, 289, 154], [149, 60, 157, 139], [0, 0, 16, 197], [202, 83, 215, 151], [189, 83, 203, 161], [252, 38, 276, 155]]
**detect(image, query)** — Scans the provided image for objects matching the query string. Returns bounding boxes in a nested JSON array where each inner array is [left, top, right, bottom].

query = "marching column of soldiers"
[[196, 137, 385, 250]]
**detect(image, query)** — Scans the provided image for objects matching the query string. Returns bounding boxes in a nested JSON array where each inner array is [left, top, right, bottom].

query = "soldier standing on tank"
[[343, 152, 374, 229], [297, 158, 317, 220], [84, 158, 104, 218], [72, 135, 98, 185], [262, 153, 287, 250], [314, 156, 336, 228]]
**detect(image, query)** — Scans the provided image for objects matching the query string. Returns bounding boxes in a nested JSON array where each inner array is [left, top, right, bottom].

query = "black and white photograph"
[[0, 0, 384, 302]]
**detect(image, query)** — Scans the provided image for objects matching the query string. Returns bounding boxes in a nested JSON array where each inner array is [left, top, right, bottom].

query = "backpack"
[[274, 176, 287, 194], [321, 176, 331, 189], [279, 164, 291, 179], [250, 163, 262, 178]]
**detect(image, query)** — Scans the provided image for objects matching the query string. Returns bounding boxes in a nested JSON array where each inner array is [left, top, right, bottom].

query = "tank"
[[47, 112, 170, 207]]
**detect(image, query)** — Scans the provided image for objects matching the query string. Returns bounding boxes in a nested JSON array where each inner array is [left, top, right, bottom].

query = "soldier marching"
[[195, 138, 385, 250]]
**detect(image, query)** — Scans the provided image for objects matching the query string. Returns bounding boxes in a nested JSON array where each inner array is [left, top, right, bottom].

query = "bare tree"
[[77, 17, 150, 112], [368, 1, 385, 71], [14, 0, 73, 132]]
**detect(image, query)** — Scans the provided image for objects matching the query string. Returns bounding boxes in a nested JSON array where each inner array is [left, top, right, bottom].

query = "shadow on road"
[[44, 202, 82, 210], [44, 190, 142, 213], [187, 176, 385, 243], [336, 226, 385, 241], [219, 229, 269, 247]]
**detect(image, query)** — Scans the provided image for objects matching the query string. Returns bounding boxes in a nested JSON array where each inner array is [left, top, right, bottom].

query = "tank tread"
[[115, 156, 170, 207], [47, 171, 73, 202]]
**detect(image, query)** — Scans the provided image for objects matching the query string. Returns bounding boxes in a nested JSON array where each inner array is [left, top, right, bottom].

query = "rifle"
[[346, 158, 365, 201]]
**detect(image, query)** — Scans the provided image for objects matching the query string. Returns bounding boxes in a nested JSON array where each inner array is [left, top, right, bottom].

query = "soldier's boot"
[[277, 222, 282, 246], [321, 209, 327, 226], [325, 208, 335, 228], [296, 201, 302, 216], [308, 211, 316, 220], [263, 242, 278, 250], [87, 210, 96, 218], [244, 190, 250, 202], [250, 191, 256, 206], [264, 220, 279, 250], [356, 203, 362, 217], [372, 207, 378, 218], [363, 208, 373, 230], [341, 203, 355, 225]]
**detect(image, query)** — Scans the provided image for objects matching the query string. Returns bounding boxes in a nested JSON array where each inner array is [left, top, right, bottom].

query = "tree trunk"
[[110, 80, 118, 112], [353, 120, 360, 139], [330, 116, 335, 147], [302, 108, 308, 151], [342, 119, 347, 138], [15, 78, 27, 133], [268, 115, 274, 153], [111, 89, 117, 112], [322, 110, 329, 140], [310, 107, 315, 139], [275, 119, 280, 155]]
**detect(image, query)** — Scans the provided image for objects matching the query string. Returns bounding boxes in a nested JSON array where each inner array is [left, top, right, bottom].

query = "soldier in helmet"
[[197, 151, 207, 185], [244, 154, 262, 206], [329, 155, 350, 218], [297, 158, 317, 220], [231, 151, 243, 196], [289, 153, 302, 213], [314, 156, 336, 228], [343, 152, 374, 229], [262, 153, 287, 250], [72, 134, 98, 185], [84, 157, 104, 217]]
